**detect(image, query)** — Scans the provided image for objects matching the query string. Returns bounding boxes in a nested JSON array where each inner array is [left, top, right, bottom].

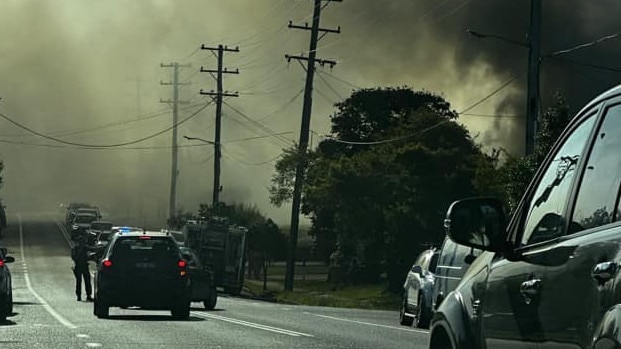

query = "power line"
[[221, 147, 281, 166], [548, 33, 620, 57], [317, 70, 362, 90], [458, 75, 520, 114], [0, 102, 212, 148], [222, 101, 294, 145]]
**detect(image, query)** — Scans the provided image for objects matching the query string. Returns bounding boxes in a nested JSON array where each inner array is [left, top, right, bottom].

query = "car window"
[[75, 214, 97, 224], [521, 114, 597, 245], [429, 253, 439, 273], [570, 104, 621, 233]]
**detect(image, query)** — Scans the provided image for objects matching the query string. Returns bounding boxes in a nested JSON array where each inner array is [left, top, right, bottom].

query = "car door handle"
[[520, 278, 541, 305], [592, 261, 618, 283]]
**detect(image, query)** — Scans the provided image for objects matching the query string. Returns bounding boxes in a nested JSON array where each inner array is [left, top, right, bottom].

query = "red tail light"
[[0, 260, 4, 268], [178, 260, 187, 268], [102, 259, 113, 268]]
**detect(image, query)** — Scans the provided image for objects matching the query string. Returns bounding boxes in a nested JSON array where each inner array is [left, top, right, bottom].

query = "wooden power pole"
[[284, 0, 341, 292]]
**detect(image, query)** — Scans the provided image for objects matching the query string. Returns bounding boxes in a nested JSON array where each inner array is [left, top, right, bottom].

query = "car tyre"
[[0, 295, 8, 322], [171, 301, 190, 319], [416, 294, 431, 329], [94, 297, 109, 319], [203, 286, 217, 310], [399, 294, 414, 326]]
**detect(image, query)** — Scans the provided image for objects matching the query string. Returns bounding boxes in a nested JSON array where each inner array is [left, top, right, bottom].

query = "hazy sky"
[[0, 0, 619, 227]]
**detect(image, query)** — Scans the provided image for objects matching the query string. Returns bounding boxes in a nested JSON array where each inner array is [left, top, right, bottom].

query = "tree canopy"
[[269, 86, 495, 291]]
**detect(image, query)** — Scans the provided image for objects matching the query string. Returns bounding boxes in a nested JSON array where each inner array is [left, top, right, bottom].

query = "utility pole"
[[284, 0, 341, 292], [200, 45, 239, 208], [526, 0, 541, 156], [160, 62, 192, 226]]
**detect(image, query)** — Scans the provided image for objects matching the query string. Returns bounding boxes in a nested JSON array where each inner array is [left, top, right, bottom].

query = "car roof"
[[115, 231, 173, 238], [91, 220, 113, 224], [576, 84, 621, 117]]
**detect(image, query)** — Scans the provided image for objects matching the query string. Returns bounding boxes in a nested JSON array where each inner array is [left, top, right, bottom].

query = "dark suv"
[[0, 247, 14, 321], [93, 231, 191, 319], [429, 85, 621, 348], [431, 235, 481, 313]]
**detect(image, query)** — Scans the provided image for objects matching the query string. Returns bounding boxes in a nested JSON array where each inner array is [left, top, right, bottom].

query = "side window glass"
[[522, 115, 596, 245], [570, 104, 621, 233]]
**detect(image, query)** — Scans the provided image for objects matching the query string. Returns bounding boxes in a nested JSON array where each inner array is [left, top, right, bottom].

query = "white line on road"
[[85, 343, 102, 348], [77, 334, 90, 338], [193, 311, 314, 337], [305, 312, 429, 334], [18, 214, 78, 330]]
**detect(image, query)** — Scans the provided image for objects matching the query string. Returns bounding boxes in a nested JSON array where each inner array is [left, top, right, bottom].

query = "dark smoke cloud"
[[0, 0, 619, 227]]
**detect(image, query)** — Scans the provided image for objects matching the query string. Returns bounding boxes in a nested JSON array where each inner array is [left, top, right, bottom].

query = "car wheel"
[[416, 294, 431, 329], [0, 295, 7, 322], [399, 293, 414, 326], [94, 297, 109, 318], [171, 301, 190, 319], [203, 286, 217, 310]]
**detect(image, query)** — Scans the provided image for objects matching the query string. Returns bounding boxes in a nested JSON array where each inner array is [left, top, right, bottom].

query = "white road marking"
[[305, 312, 429, 334], [85, 343, 102, 348], [77, 334, 90, 338], [18, 214, 78, 329], [193, 311, 314, 337]]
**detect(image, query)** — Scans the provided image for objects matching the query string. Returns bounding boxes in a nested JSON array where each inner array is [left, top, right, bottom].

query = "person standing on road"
[[71, 235, 94, 302]]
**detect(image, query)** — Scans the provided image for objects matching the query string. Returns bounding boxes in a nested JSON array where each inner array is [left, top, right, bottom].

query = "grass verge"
[[244, 279, 400, 311]]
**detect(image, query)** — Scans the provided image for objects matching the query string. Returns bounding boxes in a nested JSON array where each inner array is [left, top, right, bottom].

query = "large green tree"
[[269, 87, 494, 292]]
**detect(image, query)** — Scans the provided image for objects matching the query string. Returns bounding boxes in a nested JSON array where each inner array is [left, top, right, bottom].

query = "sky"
[[0, 0, 619, 228]]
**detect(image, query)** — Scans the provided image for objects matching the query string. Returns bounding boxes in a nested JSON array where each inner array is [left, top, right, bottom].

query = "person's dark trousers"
[[73, 264, 92, 300]]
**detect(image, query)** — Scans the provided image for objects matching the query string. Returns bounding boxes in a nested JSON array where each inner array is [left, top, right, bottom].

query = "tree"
[[498, 91, 572, 212], [269, 86, 493, 292]]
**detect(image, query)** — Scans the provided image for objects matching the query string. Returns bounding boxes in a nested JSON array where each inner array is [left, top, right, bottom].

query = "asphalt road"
[[0, 213, 431, 349]]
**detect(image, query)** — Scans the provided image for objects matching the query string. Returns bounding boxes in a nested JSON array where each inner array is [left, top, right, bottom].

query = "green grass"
[[244, 279, 400, 310]]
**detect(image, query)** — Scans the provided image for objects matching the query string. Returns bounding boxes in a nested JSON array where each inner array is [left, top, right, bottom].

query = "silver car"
[[400, 247, 439, 328]]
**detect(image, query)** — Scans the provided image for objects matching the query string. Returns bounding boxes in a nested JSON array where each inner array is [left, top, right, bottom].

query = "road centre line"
[[193, 311, 314, 337], [18, 214, 78, 329], [305, 312, 429, 334]]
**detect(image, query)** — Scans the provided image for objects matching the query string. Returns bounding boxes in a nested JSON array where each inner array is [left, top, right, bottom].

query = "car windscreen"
[[111, 237, 180, 263], [74, 215, 97, 224]]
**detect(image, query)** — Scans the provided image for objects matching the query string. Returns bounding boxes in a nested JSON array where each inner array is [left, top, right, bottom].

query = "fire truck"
[[181, 217, 247, 295]]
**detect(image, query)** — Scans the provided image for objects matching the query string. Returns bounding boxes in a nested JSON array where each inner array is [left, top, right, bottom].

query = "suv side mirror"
[[444, 197, 507, 253], [411, 265, 423, 275], [4, 256, 14, 263]]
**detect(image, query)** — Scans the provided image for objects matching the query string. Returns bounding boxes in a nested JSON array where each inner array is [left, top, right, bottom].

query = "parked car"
[[70, 213, 98, 241], [87, 220, 113, 246], [179, 246, 217, 310], [429, 85, 621, 348], [93, 230, 191, 319], [400, 247, 439, 328], [431, 235, 482, 313], [0, 247, 14, 321]]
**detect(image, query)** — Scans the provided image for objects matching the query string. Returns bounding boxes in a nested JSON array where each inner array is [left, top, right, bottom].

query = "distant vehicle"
[[76, 207, 102, 220], [431, 235, 481, 313], [179, 246, 217, 310], [0, 247, 15, 321], [90, 227, 116, 261], [400, 247, 439, 328], [93, 230, 191, 319], [182, 216, 247, 295], [70, 213, 98, 241], [87, 220, 113, 246], [65, 202, 91, 225]]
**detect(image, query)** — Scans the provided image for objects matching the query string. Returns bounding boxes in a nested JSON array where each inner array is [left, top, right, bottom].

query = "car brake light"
[[0, 260, 4, 268], [178, 260, 187, 276], [102, 259, 112, 268], [139, 236, 151, 240]]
